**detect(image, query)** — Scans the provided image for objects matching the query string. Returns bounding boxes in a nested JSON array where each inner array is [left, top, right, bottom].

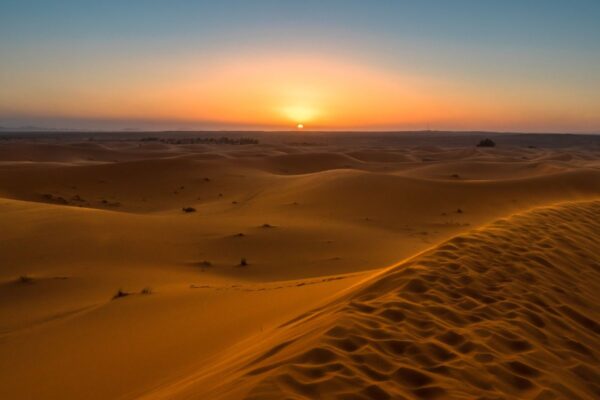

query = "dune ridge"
[[163, 200, 600, 400]]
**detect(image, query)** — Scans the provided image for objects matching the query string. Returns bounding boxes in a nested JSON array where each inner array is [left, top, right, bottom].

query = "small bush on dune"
[[239, 257, 248, 267], [140, 287, 152, 295], [112, 289, 130, 300], [18, 275, 34, 284], [476, 138, 496, 147], [182, 207, 196, 213]]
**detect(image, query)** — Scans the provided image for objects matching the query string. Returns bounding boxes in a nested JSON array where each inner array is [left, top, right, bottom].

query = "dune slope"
[[163, 200, 600, 400]]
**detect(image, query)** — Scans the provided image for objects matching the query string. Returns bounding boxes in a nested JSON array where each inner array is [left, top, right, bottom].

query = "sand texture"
[[0, 132, 599, 399], [176, 201, 599, 400]]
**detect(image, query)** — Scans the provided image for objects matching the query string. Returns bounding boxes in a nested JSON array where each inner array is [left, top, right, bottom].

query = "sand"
[[172, 201, 599, 400], [0, 132, 599, 399]]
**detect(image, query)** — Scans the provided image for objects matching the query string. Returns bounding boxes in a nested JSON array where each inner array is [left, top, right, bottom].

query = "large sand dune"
[[168, 200, 599, 399], [0, 132, 599, 399]]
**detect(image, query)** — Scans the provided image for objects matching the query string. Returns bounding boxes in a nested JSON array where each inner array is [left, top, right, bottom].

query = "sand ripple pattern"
[[226, 201, 600, 400]]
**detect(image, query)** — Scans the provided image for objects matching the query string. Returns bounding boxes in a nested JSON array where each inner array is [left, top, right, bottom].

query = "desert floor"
[[0, 132, 599, 399]]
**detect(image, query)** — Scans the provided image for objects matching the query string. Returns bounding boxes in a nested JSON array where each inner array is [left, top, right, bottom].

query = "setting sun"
[[297, 123, 304, 129]]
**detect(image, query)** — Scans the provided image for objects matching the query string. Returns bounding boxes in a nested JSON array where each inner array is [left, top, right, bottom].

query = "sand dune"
[[0, 133, 599, 399], [160, 200, 600, 400]]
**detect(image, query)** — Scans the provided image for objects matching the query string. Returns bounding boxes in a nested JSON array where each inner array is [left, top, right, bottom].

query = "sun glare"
[[282, 105, 317, 124], [297, 123, 304, 129]]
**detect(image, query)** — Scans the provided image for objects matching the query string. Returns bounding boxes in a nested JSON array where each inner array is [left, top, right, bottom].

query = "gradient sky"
[[1, 0, 599, 132]]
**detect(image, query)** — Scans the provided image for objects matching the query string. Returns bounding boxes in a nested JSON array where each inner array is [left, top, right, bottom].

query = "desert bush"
[[182, 207, 196, 213], [476, 138, 496, 147], [18, 275, 33, 284], [140, 287, 152, 295], [112, 289, 130, 299]]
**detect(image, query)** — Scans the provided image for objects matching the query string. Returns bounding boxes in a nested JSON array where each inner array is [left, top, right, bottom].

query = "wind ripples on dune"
[[206, 201, 600, 400]]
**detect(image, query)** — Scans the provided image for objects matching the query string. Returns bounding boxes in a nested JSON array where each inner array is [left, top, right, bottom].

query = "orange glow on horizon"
[[3, 54, 599, 132], [58, 56, 462, 128]]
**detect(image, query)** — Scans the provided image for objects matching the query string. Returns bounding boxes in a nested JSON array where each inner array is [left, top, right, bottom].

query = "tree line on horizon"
[[140, 136, 259, 145]]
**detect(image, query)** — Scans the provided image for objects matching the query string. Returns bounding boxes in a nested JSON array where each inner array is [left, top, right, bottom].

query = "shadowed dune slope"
[[168, 200, 600, 400]]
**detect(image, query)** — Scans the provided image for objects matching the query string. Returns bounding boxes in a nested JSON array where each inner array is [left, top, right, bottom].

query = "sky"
[[1, 0, 599, 132]]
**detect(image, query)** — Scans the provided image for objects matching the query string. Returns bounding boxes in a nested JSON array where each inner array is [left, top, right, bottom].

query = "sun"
[[297, 123, 304, 129]]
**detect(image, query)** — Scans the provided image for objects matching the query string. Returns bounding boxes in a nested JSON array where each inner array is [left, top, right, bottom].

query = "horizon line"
[[1, 128, 599, 136]]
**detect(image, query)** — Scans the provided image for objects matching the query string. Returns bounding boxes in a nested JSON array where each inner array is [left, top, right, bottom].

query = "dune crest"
[[167, 200, 600, 400]]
